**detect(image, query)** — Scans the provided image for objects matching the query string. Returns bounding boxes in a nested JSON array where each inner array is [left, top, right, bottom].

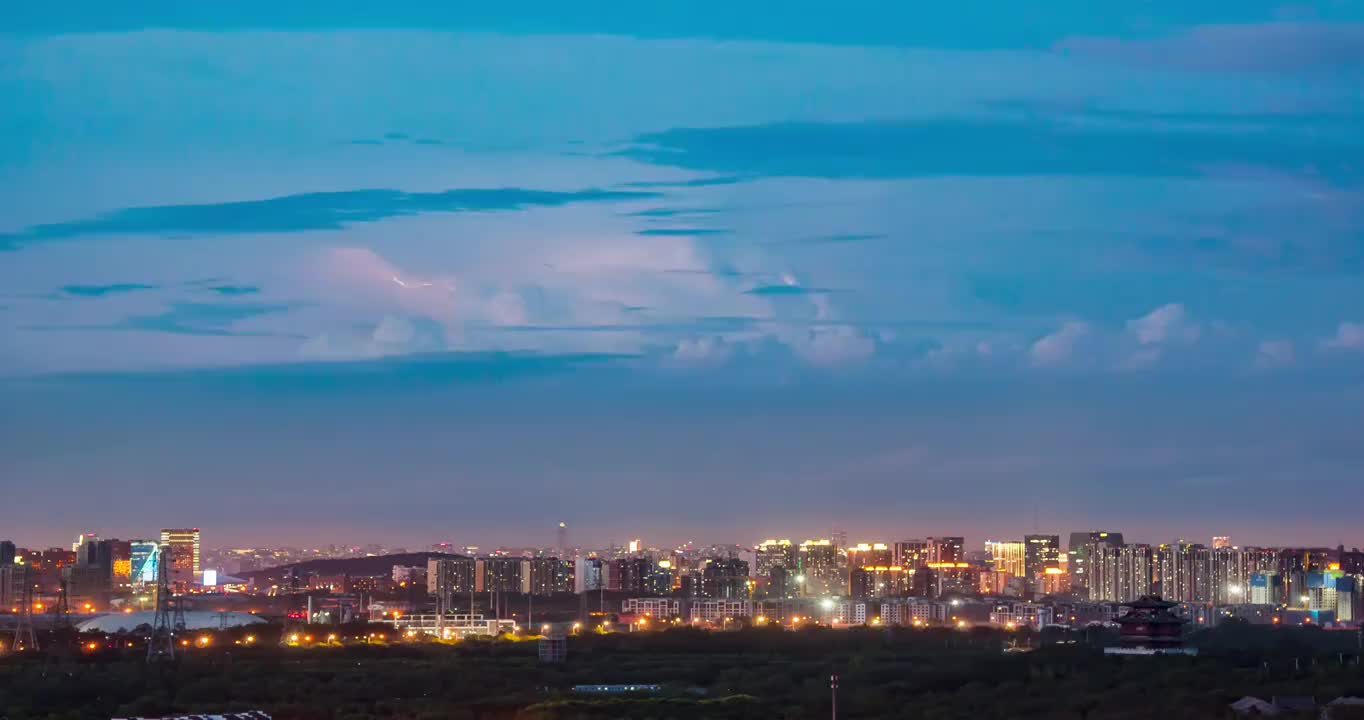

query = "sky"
[[2, 3, 1363, 551]]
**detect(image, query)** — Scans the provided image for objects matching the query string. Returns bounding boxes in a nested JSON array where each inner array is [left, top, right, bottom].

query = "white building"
[[689, 599, 753, 623], [622, 598, 680, 617], [990, 602, 1055, 630], [879, 599, 942, 625]]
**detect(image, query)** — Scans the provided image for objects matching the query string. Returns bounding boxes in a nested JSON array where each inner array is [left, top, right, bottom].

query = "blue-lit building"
[[130, 540, 160, 589]]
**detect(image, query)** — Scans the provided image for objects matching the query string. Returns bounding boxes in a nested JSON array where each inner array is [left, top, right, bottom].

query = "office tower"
[[556, 522, 568, 560], [1212, 536, 1231, 550], [0, 541, 15, 566], [1024, 535, 1062, 589], [1068, 531, 1123, 595], [893, 540, 929, 569], [755, 539, 797, 579], [797, 540, 840, 596], [985, 540, 1026, 578], [72, 532, 101, 553], [160, 529, 201, 590]]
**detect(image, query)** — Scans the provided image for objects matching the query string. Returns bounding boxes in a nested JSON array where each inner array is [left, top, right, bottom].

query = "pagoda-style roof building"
[[1115, 596, 1186, 648]]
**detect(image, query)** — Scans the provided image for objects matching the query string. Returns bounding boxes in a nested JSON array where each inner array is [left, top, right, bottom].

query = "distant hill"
[[240, 552, 466, 582]]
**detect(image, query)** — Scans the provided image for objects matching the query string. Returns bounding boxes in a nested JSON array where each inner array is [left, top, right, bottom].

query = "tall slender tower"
[[147, 553, 175, 662], [557, 522, 568, 560], [9, 567, 38, 653]]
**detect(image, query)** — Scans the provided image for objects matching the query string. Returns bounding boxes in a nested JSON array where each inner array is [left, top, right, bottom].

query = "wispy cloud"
[[743, 284, 846, 296], [767, 232, 886, 246], [2, 187, 660, 247], [27, 302, 294, 337], [1056, 22, 1364, 73], [205, 285, 261, 297], [61, 283, 158, 297], [625, 117, 1364, 182], [635, 228, 731, 237]]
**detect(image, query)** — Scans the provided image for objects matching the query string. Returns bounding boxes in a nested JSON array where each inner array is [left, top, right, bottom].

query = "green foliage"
[[0, 623, 1360, 719]]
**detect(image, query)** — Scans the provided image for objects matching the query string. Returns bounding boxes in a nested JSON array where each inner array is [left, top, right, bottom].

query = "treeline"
[[1, 622, 1362, 719]]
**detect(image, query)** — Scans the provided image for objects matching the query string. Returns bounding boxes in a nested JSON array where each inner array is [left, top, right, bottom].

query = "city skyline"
[[7, 526, 1360, 558], [3, 3, 1364, 544]]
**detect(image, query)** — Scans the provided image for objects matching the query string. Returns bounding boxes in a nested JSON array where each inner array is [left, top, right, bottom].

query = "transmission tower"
[[147, 555, 175, 662], [173, 592, 187, 632], [9, 568, 38, 653]]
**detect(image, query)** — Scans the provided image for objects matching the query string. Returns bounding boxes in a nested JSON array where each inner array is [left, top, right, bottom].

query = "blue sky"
[[2, 4, 1363, 549]]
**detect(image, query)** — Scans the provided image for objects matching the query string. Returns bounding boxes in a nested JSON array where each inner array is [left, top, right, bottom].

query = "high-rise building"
[[72, 532, 101, 553], [1155, 543, 1213, 604], [556, 522, 568, 560], [797, 540, 840, 596], [0, 563, 27, 610], [893, 540, 929, 569], [109, 540, 132, 590], [574, 557, 604, 594], [72, 538, 117, 602], [1250, 572, 1284, 605], [527, 557, 574, 595], [701, 558, 749, 599], [927, 537, 965, 565], [477, 557, 524, 594], [1024, 535, 1062, 589], [0, 541, 15, 566], [845, 543, 892, 571], [129, 540, 160, 589], [1211, 546, 1248, 605], [1091, 542, 1154, 602], [1068, 531, 1123, 595], [427, 557, 477, 609], [754, 540, 796, 579], [160, 529, 201, 590], [985, 541, 1026, 578]]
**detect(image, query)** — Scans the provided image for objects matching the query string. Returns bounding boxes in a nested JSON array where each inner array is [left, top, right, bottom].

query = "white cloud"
[[1029, 321, 1089, 367], [782, 324, 876, 367], [1128, 303, 1200, 345], [1322, 321, 1364, 351], [301, 314, 447, 360], [672, 336, 734, 366], [1254, 339, 1295, 369]]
